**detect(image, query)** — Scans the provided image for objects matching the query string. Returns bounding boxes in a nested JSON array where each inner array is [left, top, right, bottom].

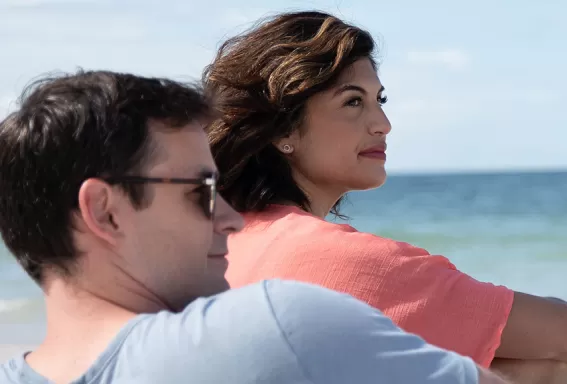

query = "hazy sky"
[[0, 0, 564, 173]]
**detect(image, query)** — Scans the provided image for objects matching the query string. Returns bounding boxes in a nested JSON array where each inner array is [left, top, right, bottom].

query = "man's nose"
[[214, 196, 244, 235]]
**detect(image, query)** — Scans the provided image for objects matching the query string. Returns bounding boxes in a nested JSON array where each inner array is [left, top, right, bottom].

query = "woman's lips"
[[359, 148, 386, 160]]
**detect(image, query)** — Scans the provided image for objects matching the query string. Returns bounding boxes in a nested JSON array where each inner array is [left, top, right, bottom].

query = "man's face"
[[111, 121, 244, 310]]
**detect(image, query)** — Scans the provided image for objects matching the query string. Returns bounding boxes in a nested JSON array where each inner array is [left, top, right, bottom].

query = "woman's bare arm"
[[491, 358, 567, 384], [478, 365, 513, 384], [496, 292, 567, 360]]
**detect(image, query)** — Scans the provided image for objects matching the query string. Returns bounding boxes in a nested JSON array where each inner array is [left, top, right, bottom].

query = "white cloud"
[[406, 49, 470, 70]]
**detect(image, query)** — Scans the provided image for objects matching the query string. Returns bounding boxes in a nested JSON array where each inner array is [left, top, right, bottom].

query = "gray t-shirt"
[[0, 280, 478, 383]]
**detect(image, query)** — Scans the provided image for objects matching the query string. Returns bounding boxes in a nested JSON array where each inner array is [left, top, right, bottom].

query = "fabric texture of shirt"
[[1, 280, 478, 384], [225, 205, 515, 367]]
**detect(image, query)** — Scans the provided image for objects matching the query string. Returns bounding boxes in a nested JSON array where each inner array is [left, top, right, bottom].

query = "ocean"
[[1, 170, 567, 344]]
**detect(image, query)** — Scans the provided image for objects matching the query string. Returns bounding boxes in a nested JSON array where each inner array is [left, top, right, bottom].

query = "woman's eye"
[[345, 95, 388, 108], [345, 97, 362, 107]]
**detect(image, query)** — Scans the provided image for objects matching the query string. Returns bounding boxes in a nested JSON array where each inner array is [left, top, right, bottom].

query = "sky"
[[0, 0, 565, 174]]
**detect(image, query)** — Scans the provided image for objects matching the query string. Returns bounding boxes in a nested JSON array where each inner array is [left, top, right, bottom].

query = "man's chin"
[[201, 259, 231, 296], [200, 277, 230, 298], [207, 255, 229, 269]]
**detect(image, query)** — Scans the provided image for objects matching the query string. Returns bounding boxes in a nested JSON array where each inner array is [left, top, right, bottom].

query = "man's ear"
[[77, 178, 123, 246]]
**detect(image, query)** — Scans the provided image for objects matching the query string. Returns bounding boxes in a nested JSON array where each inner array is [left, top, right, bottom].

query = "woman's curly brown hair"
[[203, 10, 377, 215]]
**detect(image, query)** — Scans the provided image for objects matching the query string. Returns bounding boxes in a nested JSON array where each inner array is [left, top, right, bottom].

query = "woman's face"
[[281, 58, 391, 197]]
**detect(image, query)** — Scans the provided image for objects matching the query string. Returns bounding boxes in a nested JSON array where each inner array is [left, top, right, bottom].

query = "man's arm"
[[496, 292, 567, 361], [265, 280, 511, 384]]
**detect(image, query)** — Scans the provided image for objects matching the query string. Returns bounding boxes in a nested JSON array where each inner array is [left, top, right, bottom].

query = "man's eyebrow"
[[176, 166, 217, 179], [197, 167, 218, 178], [333, 84, 385, 97]]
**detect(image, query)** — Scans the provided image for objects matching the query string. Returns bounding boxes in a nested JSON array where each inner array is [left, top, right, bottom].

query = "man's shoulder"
[[193, 280, 479, 384], [0, 356, 23, 384], [137, 279, 356, 340], [127, 281, 373, 349], [203, 279, 375, 328], [116, 280, 337, 382]]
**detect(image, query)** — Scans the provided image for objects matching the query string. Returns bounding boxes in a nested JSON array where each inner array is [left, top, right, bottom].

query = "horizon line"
[[387, 167, 567, 177]]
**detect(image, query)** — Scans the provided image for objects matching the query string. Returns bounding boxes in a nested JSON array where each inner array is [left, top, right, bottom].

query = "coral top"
[[225, 205, 514, 368]]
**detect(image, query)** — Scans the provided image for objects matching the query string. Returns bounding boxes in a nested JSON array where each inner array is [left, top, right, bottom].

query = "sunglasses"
[[102, 172, 217, 218]]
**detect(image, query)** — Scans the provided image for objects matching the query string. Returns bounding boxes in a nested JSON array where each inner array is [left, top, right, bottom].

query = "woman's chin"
[[366, 177, 387, 190], [349, 173, 387, 191], [367, 168, 387, 189]]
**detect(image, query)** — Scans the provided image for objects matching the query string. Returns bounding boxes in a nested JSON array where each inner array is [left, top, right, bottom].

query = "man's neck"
[[25, 274, 164, 383], [69, 242, 173, 313]]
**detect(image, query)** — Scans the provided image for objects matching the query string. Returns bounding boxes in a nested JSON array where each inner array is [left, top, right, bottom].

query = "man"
[[0, 70, 508, 383]]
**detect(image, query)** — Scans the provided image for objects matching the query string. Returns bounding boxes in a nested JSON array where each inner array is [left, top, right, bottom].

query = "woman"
[[203, 10, 567, 370]]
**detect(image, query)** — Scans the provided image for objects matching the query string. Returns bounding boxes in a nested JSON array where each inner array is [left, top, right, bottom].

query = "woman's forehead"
[[334, 59, 381, 89]]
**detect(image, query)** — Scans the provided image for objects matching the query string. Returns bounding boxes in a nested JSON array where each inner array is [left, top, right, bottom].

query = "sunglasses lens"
[[199, 188, 210, 219], [198, 174, 217, 219], [199, 183, 216, 219], [209, 184, 216, 218]]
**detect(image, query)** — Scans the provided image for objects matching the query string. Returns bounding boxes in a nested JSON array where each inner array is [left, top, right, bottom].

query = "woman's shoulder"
[[243, 204, 361, 236], [243, 205, 433, 258]]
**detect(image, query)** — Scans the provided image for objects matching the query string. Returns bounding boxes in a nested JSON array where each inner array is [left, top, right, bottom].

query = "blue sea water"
[[333, 171, 567, 296], [1, 170, 566, 343]]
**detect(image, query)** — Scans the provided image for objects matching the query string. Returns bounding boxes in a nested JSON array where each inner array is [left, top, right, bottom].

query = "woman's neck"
[[289, 171, 345, 218]]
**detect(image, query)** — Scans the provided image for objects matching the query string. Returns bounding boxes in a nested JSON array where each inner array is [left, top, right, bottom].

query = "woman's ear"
[[276, 142, 294, 154], [273, 131, 300, 155]]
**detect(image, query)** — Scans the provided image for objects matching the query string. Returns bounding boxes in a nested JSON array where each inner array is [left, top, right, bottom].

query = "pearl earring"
[[282, 144, 293, 153]]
